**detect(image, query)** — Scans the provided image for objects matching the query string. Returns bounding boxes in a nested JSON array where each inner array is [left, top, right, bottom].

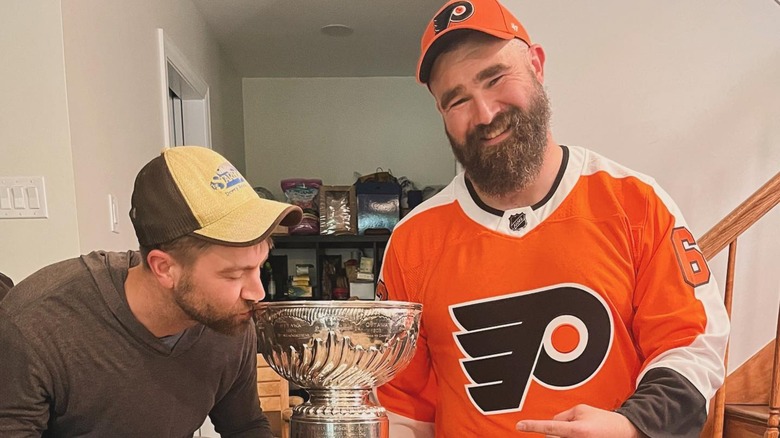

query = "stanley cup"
[[254, 301, 422, 438]]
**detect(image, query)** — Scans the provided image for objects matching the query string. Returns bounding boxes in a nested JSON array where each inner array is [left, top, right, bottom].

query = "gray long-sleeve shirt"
[[0, 251, 273, 437]]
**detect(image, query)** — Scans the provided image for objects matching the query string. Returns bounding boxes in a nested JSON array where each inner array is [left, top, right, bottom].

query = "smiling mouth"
[[481, 126, 511, 144]]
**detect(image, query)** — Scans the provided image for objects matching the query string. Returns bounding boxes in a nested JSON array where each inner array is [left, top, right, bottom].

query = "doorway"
[[157, 29, 211, 148]]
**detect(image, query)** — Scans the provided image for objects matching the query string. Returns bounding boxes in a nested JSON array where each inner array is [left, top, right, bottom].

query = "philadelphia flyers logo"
[[433, 1, 475, 34], [449, 284, 613, 414]]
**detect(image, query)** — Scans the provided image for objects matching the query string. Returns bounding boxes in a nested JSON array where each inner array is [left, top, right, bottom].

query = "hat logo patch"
[[433, 1, 475, 34], [211, 162, 246, 194]]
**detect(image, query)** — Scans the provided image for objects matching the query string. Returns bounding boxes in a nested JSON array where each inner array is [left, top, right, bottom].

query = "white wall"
[[0, 0, 245, 281], [242, 77, 454, 200], [0, 0, 81, 282], [61, 0, 245, 253], [513, 0, 780, 371]]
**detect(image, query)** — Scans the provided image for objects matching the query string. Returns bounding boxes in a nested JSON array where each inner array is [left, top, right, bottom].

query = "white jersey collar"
[[455, 145, 586, 237]]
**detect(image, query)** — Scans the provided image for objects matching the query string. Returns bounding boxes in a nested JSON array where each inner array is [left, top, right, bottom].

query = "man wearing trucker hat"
[[0, 146, 302, 437], [375, 0, 729, 437]]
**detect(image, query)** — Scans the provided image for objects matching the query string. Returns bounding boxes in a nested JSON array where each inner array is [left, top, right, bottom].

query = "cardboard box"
[[349, 282, 375, 300]]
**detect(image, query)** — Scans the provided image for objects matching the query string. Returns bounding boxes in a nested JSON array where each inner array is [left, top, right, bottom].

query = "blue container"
[[354, 181, 401, 235]]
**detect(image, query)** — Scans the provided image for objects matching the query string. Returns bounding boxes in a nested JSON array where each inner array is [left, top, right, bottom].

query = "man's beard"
[[173, 272, 252, 336], [447, 78, 551, 198]]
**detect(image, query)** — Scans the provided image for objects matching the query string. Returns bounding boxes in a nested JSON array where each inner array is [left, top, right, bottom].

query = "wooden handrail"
[[709, 241, 738, 437], [697, 170, 780, 437], [699, 172, 780, 261]]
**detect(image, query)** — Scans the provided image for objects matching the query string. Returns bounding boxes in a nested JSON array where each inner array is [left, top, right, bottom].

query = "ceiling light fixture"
[[320, 24, 354, 37]]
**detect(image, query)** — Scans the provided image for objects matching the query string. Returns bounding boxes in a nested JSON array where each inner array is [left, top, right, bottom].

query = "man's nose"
[[241, 272, 266, 303], [471, 95, 501, 128]]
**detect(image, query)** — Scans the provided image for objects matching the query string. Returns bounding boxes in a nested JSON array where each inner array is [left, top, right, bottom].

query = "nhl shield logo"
[[509, 212, 527, 231]]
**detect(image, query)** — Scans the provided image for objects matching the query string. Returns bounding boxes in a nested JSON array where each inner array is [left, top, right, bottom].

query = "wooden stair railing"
[[698, 171, 780, 438]]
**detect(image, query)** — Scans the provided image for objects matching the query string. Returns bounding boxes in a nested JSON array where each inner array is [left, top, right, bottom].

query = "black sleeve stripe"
[[615, 367, 706, 438]]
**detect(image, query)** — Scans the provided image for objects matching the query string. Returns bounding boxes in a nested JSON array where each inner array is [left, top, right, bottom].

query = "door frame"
[[156, 28, 212, 148]]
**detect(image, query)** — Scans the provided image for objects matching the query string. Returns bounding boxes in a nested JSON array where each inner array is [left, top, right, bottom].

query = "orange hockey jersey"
[[376, 146, 729, 437]]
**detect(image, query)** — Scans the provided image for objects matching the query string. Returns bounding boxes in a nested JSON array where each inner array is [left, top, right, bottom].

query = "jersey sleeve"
[[616, 368, 707, 438], [621, 182, 729, 435], [375, 239, 436, 438]]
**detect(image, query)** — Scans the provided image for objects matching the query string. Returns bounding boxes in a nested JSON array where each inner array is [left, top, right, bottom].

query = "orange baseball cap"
[[417, 0, 531, 84]]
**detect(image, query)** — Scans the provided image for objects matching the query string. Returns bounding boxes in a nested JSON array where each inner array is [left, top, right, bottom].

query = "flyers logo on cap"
[[433, 1, 475, 34]]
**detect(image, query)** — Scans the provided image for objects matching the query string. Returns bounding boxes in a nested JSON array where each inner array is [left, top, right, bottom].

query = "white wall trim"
[[157, 28, 212, 148]]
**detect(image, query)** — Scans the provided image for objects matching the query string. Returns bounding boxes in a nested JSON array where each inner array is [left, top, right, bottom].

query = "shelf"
[[267, 233, 390, 300], [271, 233, 389, 249]]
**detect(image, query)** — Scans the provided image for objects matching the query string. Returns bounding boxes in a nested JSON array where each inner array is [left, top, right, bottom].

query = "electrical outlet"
[[109, 194, 120, 234]]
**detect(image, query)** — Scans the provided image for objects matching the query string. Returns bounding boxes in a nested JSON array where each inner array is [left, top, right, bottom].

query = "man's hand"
[[515, 404, 641, 437]]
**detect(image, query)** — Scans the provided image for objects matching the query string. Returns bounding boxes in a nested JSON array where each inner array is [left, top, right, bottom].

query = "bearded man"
[[0, 146, 302, 437], [374, 0, 730, 437]]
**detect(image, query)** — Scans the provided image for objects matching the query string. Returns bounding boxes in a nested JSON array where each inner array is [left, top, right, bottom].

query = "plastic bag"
[[281, 178, 322, 235], [320, 186, 356, 235]]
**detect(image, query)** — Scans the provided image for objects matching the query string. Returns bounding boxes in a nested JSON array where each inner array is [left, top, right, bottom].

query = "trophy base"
[[289, 389, 388, 438], [291, 416, 388, 438]]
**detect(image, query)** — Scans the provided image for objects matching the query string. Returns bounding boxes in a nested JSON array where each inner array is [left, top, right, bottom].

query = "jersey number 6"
[[671, 227, 711, 287]]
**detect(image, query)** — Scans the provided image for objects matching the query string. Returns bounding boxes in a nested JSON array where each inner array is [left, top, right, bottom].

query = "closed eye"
[[220, 269, 250, 280], [449, 97, 468, 110], [488, 75, 504, 87], [218, 264, 261, 280]]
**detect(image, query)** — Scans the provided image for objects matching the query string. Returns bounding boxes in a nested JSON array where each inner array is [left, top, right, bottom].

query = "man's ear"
[[146, 249, 177, 289], [527, 43, 546, 84]]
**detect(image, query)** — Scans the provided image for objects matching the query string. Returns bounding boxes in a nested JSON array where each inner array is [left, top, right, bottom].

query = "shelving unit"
[[269, 234, 390, 300]]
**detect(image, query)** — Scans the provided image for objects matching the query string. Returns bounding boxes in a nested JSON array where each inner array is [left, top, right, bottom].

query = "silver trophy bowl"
[[254, 300, 422, 438]]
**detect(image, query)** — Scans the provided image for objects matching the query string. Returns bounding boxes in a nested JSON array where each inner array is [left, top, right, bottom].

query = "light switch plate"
[[0, 176, 48, 219]]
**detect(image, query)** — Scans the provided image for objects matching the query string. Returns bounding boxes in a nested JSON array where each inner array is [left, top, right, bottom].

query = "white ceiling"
[[190, 0, 445, 78]]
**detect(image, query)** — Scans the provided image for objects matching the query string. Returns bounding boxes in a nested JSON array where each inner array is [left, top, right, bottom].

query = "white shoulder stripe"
[[394, 174, 460, 231], [578, 146, 691, 230]]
